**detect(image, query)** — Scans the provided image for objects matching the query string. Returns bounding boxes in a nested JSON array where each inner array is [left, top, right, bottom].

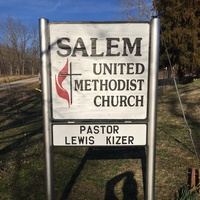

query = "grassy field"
[[0, 78, 200, 199]]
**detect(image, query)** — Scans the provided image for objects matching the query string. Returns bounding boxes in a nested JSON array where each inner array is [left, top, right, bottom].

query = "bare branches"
[[0, 17, 39, 75], [118, 0, 153, 21]]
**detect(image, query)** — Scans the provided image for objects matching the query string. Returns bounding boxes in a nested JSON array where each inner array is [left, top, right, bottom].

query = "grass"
[[175, 186, 199, 200], [0, 78, 200, 199], [0, 75, 36, 84]]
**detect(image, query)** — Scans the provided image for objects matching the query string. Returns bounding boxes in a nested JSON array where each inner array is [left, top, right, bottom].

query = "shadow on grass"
[[104, 171, 138, 200], [60, 147, 146, 200], [0, 87, 44, 200], [0, 93, 42, 131], [0, 86, 43, 152], [0, 88, 43, 152], [158, 79, 200, 156], [0, 126, 43, 156], [160, 128, 196, 155]]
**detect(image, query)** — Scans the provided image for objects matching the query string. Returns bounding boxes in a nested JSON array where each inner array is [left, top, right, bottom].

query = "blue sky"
[[0, 0, 124, 25]]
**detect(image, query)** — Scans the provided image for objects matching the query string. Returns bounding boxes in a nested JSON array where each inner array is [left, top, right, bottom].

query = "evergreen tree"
[[155, 0, 200, 80]]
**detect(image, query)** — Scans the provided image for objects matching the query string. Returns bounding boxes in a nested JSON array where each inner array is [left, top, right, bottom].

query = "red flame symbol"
[[55, 59, 70, 107]]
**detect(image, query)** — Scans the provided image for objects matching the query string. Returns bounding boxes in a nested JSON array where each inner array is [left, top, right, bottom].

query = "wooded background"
[[0, 17, 39, 76], [0, 0, 199, 79], [119, 0, 200, 80]]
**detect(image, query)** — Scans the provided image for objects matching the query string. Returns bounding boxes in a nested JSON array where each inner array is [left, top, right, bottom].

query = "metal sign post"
[[146, 17, 160, 200], [39, 18, 54, 200]]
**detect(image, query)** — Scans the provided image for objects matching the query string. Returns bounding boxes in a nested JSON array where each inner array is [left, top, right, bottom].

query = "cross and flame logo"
[[55, 59, 71, 107], [55, 59, 82, 107]]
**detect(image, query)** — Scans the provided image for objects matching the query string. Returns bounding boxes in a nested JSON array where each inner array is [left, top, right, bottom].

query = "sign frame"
[[39, 17, 160, 200], [49, 22, 150, 122]]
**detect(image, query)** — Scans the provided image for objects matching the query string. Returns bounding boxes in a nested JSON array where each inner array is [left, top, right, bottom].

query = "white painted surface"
[[53, 124, 147, 146], [49, 23, 150, 120]]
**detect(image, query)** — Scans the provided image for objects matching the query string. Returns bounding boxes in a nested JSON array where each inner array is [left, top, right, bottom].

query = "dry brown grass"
[[0, 75, 35, 84]]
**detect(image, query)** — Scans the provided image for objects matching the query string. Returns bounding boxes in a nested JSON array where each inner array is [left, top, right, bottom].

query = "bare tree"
[[118, 0, 153, 21], [27, 26, 40, 75], [0, 16, 36, 75]]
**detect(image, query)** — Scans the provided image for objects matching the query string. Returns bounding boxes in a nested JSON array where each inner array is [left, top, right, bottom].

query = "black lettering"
[[122, 38, 142, 56], [85, 80, 91, 91], [100, 80, 108, 91], [90, 38, 104, 56], [127, 95, 135, 106], [80, 126, 86, 134], [127, 63, 135, 74], [135, 63, 145, 74], [128, 136, 134, 144], [93, 126, 99, 134], [103, 63, 112, 74], [130, 79, 137, 91], [122, 136, 127, 144], [65, 137, 71, 144], [101, 125, 106, 134], [78, 136, 84, 144], [57, 37, 71, 57], [93, 63, 101, 75], [106, 38, 120, 56], [113, 126, 119, 134], [102, 96, 110, 107], [117, 80, 126, 91], [94, 95, 101, 107], [71, 136, 77, 144], [111, 95, 118, 107], [116, 136, 121, 144], [135, 95, 144, 106], [120, 96, 127, 106], [109, 80, 117, 91], [71, 37, 89, 57], [118, 63, 126, 74], [89, 136, 95, 144], [107, 126, 112, 134], [87, 126, 93, 134], [74, 80, 83, 91], [91, 79, 99, 91], [137, 79, 144, 90], [106, 136, 112, 144]]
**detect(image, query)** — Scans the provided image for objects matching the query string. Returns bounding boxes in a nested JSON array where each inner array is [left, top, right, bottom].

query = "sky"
[[0, 0, 125, 25]]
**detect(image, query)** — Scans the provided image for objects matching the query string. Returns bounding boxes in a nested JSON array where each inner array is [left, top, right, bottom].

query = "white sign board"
[[49, 23, 150, 120], [53, 124, 146, 146]]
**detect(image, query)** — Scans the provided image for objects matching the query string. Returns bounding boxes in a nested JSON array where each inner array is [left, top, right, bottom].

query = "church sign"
[[49, 23, 150, 120], [40, 18, 160, 200]]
